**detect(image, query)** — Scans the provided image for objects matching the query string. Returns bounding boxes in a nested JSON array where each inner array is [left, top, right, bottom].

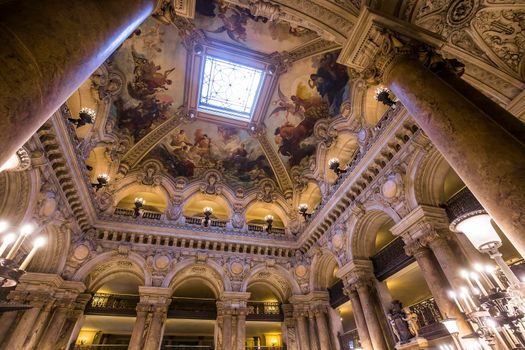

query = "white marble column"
[[218, 292, 250, 350], [345, 286, 373, 350]]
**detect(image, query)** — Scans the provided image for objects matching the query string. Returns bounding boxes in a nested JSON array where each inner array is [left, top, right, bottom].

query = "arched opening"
[[116, 191, 167, 213], [246, 283, 284, 349], [182, 193, 230, 222], [164, 279, 218, 348], [324, 133, 358, 184], [298, 181, 322, 216], [76, 274, 142, 347], [245, 203, 286, 234]]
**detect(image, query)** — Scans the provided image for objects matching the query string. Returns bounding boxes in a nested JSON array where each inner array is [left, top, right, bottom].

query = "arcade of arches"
[[0, 0, 524, 349]]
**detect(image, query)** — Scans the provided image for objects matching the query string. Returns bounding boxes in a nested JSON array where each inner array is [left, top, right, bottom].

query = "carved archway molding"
[[309, 249, 341, 291], [163, 259, 230, 297], [347, 201, 401, 259], [241, 263, 301, 302], [72, 250, 151, 288]]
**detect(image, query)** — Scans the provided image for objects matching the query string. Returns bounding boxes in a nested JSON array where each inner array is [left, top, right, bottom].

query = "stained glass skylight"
[[198, 56, 264, 120]]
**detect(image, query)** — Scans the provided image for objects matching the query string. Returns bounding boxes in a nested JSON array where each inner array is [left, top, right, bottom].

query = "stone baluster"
[[0, 0, 159, 166], [339, 9, 525, 258], [128, 286, 171, 350]]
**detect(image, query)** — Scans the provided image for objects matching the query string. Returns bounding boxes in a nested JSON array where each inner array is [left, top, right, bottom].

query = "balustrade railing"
[[408, 297, 448, 339], [184, 216, 228, 228], [84, 294, 284, 322], [247, 224, 285, 235], [247, 301, 283, 321], [85, 293, 139, 316], [371, 237, 415, 281], [114, 207, 162, 220], [73, 345, 129, 350]]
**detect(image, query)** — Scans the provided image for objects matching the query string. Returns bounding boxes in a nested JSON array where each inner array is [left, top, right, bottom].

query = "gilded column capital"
[[403, 238, 429, 258]]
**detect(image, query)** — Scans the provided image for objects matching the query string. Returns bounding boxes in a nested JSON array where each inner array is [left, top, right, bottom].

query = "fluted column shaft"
[[384, 55, 525, 258], [128, 305, 149, 350], [37, 301, 74, 350], [143, 304, 169, 350], [308, 313, 320, 350], [356, 282, 388, 350], [296, 315, 311, 350], [221, 314, 233, 350], [314, 308, 332, 350], [2, 297, 47, 350], [236, 312, 247, 350], [348, 288, 373, 350], [408, 243, 472, 336], [0, 0, 158, 166]]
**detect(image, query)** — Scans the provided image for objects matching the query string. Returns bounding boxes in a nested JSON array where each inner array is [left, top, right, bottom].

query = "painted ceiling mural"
[[143, 120, 278, 189], [194, 0, 318, 53], [109, 19, 186, 143], [97, 1, 351, 192], [265, 51, 350, 168]]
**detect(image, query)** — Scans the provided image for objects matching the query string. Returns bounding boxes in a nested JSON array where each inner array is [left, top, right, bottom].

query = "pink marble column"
[[128, 303, 149, 350], [143, 304, 169, 350], [314, 307, 332, 350], [37, 300, 75, 350], [405, 241, 472, 336], [309, 313, 320, 350], [22, 301, 55, 349], [236, 311, 247, 350], [0, 0, 157, 166], [384, 55, 525, 258], [3, 296, 48, 350], [294, 311, 311, 350], [347, 287, 373, 350], [355, 280, 388, 350]]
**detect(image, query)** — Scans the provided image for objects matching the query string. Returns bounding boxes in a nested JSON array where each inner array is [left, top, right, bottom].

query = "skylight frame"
[[197, 55, 265, 121]]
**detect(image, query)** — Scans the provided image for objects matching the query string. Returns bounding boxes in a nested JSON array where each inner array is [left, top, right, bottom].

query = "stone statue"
[[388, 300, 412, 344], [403, 307, 420, 337]]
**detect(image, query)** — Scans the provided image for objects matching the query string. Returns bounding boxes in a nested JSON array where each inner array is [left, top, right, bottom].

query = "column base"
[[395, 337, 429, 350]]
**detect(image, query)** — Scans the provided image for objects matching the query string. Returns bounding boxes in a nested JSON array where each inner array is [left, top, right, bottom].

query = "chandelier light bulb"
[[33, 236, 47, 248], [0, 220, 8, 233], [20, 223, 34, 236]]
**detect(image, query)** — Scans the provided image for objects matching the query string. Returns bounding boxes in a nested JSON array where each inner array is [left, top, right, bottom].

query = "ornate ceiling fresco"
[[55, 0, 525, 245]]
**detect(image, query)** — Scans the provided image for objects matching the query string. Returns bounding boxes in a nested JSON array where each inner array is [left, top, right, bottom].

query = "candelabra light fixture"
[[375, 87, 397, 108], [265, 215, 273, 234], [329, 158, 346, 176], [203, 207, 213, 227], [0, 220, 46, 289], [133, 197, 145, 218], [68, 107, 96, 128], [445, 188, 525, 350], [298, 203, 312, 221], [91, 173, 110, 191]]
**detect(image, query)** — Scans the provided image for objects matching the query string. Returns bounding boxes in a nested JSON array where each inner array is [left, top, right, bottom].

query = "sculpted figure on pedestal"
[[388, 300, 412, 344]]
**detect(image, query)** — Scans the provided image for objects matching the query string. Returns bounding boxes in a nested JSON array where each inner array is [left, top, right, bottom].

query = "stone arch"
[[411, 148, 454, 207], [310, 249, 341, 291], [244, 201, 290, 228], [162, 259, 230, 298], [112, 176, 171, 209], [241, 264, 301, 302], [72, 251, 151, 291], [349, 204, 400, 259], [0, 169, 36, 223]]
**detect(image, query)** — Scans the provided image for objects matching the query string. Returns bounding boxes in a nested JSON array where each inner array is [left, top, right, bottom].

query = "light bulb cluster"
[[447, 263, 525, 349], [0, 220, 46, 283]]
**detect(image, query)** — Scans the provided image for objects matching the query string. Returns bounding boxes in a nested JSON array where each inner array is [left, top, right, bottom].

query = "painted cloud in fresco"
[[145, 121, 278, 189], [266, 51, 349, 168]]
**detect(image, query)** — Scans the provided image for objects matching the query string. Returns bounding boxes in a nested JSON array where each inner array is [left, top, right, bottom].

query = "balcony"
[[408, 297, 448, 340], [184, 216, 227, 228], [114, 207, 162, 220], [84, 294, 284, 322], [371, 237, 415, 281]]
